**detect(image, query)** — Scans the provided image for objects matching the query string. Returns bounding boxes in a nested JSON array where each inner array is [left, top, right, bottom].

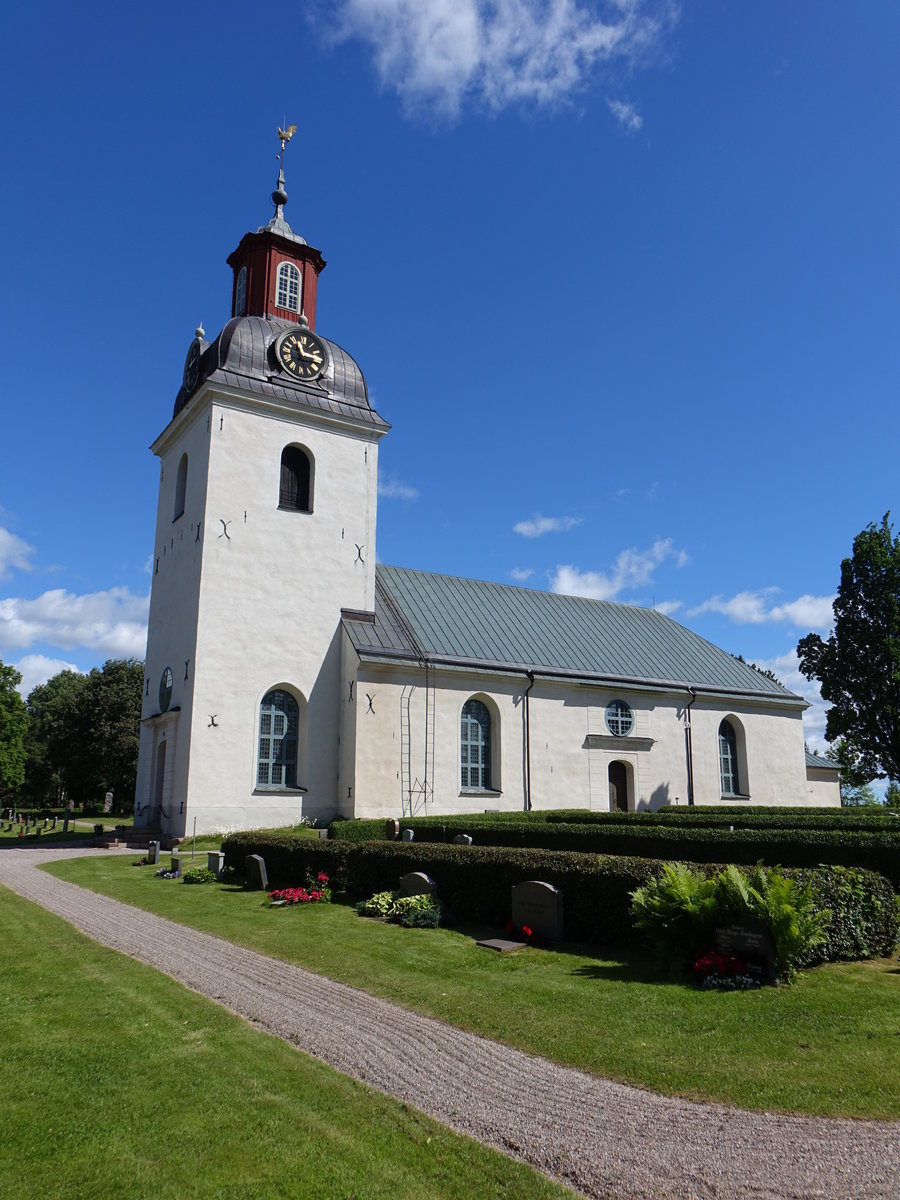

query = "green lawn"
[[43, 854, 900, 1119], [0, 816, 133, 846], [0, 886, 571, 1200]]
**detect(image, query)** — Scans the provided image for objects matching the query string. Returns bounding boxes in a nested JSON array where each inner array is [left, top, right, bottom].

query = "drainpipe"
[[523, 671, 535, 811], [684, 687, 697, 807]]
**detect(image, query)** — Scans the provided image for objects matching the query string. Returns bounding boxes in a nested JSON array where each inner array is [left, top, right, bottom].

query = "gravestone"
[[401, 828, 415, 842], [104, 792, 114, 814], [399, 871, 436, 898], [147, 841, 160, 865], [713, 914, 777, 984], [171, 854, 187, 876], [245, 854, 269, 890], [511, 880, 564, 943], [207, 850, 225, 878], [385, 818, 400, 840], [453, 834, 473, 846]]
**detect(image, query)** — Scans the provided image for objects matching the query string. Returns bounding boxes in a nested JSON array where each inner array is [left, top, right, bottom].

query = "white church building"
[[134, 149, 839, 839]]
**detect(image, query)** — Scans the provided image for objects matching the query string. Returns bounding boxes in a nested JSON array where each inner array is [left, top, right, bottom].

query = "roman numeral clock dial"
[[275, 328, 327, 380]]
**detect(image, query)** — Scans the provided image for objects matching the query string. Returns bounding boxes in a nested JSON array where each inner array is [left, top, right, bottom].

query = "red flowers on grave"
[[267, 873, 331, 907], [692, 949, 758, 990], [504, 919, 536, 943]]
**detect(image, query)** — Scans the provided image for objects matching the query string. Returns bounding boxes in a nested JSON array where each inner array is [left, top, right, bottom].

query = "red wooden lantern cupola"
[[226, 129, 326, 329]]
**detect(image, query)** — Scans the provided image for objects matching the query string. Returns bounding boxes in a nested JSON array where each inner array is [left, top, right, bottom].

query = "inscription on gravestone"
[[245, 854, 269, 891], [399, 871, 436, 898], [511, 880, 564, 943], [713, 914, 777, 984]]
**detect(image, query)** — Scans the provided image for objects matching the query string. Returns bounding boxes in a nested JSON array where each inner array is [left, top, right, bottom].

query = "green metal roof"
[[805, 749, 840, 771], [343, 565, 803, 702]]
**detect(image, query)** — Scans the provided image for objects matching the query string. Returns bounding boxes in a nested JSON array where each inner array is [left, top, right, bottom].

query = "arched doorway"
[[608, 761, 628, 812], [150, 740, 166, 824]]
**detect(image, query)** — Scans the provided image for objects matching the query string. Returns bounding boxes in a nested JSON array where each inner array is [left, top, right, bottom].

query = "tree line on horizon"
[[0, 658, 143, 814]]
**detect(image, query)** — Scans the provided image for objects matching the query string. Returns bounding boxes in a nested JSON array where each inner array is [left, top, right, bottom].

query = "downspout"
[[523, 671, 535, 811], [684, 687, 697, 807]]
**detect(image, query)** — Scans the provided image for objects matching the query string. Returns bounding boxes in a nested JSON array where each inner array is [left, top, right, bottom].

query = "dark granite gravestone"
[[401, 828, 415, 842], [399, 871, 436, 898], [171, 854, 187, 876], [511, 880, 564, 943], [245, 854, 269, 890], [147, 841, 160, 865], [713, 914, 777, 984], [453, 834, 473, 845], [207, 851, 225, 878], [385, 818, 400, 840]]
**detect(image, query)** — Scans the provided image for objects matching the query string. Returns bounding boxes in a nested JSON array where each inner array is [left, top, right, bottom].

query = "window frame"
[[275, 261, 301, 313], [605, 698, 634, 738], [256, 688, 300, 790], [718, 718, 741, 796], [460, 697, 494, 792], [278, 444, 314, 513], [173, 453, 188, 521], [234, 265, 247, 316]]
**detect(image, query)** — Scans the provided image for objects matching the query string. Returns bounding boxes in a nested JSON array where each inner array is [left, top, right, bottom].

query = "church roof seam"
[[343, 565, 805, 702]]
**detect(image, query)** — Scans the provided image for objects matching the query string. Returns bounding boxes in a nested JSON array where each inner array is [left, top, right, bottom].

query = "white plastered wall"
[[137, 384, 382, 837], [345, 660, 816, 817]]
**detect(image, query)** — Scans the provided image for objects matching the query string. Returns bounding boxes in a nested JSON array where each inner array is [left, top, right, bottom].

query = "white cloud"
[[689, 589, 834, 629], [510, 566, 534, 582], [551, 537, 684, 600], [13, 654, 82, 697], [654, 599, 682, 616], [328, 0, 677, 117], [607, 97, 642, 131], [0, 526, 35, 579], [0, 587, 149, 658], [378, 476, 420, 501], [514, 514, 582, 538]]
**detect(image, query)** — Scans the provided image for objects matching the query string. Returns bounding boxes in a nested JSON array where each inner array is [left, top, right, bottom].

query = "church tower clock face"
[[276, 327, 327, 380]]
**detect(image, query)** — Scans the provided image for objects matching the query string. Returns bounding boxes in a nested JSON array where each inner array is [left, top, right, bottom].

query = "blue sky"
[[1, 1, 898, 762]]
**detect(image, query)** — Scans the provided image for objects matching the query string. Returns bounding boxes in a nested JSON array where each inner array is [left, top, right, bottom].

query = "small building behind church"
[[134, 141, 840, 840]]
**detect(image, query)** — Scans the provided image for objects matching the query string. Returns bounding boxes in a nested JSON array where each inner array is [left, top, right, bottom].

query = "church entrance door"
[[150, 740, 166, 825], [608, 761, 628, 812]]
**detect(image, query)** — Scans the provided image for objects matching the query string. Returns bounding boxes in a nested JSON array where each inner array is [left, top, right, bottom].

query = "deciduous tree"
[[0, 661, 28, 800]]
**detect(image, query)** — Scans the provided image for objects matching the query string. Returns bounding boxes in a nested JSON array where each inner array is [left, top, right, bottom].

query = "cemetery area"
[[0, 805, 135, 845], [42, 823, 900, 1120]]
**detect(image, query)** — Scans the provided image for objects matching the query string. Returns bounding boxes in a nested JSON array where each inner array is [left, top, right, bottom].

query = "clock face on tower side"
[[182, 339, 202, 394], [276, 328, 327, 380]]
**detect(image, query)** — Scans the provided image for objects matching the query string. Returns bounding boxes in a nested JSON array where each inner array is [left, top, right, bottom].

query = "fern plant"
[[630, 862, 718, 964]]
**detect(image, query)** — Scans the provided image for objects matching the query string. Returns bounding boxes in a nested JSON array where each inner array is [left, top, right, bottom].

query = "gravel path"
[[1, 846, 897, 1200]]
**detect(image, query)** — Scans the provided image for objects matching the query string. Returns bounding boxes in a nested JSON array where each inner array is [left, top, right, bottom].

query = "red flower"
[[316, 872, 329, 884]]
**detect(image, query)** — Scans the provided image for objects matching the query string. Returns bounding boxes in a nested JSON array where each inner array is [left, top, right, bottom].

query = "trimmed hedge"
[[549, 808, 899, 832], [329, 817, 900, 887], [221, 831, 898, 962]]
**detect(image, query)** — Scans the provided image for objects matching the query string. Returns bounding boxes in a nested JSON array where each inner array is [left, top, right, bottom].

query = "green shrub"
[[355, 889, 443, 927], [221, 831, 898, 961], [631, 862, 830, 980], [182, 867, 217, 885]]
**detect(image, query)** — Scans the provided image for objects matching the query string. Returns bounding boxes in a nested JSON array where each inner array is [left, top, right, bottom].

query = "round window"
[[605, 699, 633, 737], [159, 667, 174, 712]]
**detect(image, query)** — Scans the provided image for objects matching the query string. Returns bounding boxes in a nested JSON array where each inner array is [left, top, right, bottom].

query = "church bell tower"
[[134, 128, 390, 840]]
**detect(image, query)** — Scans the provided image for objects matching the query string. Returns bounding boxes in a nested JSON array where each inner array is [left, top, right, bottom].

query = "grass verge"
[[43, 854, 900, 1120], [0, 885, 571, 1200]]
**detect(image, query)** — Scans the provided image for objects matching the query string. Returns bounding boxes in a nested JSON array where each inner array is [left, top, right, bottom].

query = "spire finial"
[[272, 122, 297, 216]]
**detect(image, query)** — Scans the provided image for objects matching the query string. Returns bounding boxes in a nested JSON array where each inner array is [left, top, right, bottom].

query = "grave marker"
[[245, 854, 269, 890], [207, 851, 225, 878], [511, 880, 564, 943], [453, 834, 473, 845], [147, 841, 160, 865], [401, 828, 415, 842], [399, 871, 436, 898], [713, 914, 777, 985], [385, 818, 400, 840]]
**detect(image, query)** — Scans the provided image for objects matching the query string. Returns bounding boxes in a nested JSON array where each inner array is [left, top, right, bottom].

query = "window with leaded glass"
[[257, 689, 299, 788], [276, 262, 301, 312], [460, 698, 491, 790], [719, 719, 739, 795], [279, 446, 312, 512], [605, 699, 634, 737], [235, 266, 247, 316]]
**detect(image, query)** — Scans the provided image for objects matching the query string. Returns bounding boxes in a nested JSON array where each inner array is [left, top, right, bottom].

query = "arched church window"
[[234, 266, 247, 316], [460, 698, 492, 790], [276, 262, 301, 312], [173, 453, 188, 520], [279, 445, 313, 512], [257, 689, 299, 788], [718, 719, 740, 795]]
